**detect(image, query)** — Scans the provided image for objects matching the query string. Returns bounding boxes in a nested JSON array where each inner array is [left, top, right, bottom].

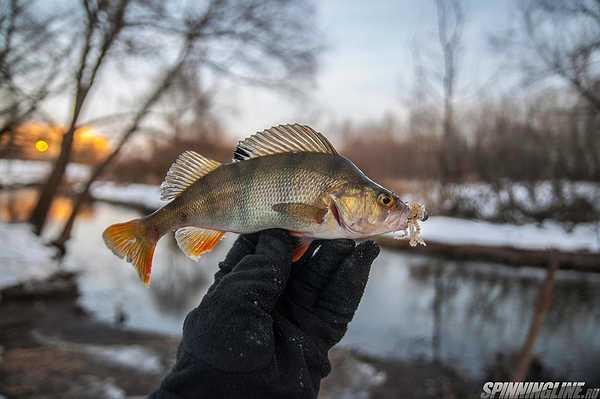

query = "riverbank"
[[2, 159, 599, 272], [0, 272, 477, 399]]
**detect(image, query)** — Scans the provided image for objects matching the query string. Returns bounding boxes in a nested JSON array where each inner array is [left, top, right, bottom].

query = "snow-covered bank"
[[89, 181, 600, 253], [1, 160, 598, 255], [416, 216, 600, 252], [91, 182, 164, 209], [401, 180, 600, 223], [0, 223, 58, 288], [33, 331, 163, 374], [0, 159, 89, 186]]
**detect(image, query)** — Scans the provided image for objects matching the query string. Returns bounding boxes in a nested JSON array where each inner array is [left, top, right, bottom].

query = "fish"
[[103, 124, 427, 286]]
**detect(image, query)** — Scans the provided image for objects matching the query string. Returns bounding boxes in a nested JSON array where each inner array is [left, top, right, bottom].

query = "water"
[[3, 193, 600, 381]]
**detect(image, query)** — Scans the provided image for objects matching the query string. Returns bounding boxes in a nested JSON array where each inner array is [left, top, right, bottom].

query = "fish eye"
[[377, 193, 394, 207]]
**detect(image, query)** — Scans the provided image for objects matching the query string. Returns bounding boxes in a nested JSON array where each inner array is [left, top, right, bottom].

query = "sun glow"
[[35, 139, 49, 153], [5, 122, 111, 162]]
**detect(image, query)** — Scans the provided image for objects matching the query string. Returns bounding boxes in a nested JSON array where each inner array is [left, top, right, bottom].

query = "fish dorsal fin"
[[233, 124, 337, 162], [160, 151, 221, 201]]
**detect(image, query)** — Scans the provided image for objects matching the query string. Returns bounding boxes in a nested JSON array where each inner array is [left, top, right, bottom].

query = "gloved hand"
[[151, 229, 379, 399]]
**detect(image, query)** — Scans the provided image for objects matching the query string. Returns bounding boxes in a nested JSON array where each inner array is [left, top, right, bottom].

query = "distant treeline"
[[342, 89, 600, 184], [106, 123, 234, 185]]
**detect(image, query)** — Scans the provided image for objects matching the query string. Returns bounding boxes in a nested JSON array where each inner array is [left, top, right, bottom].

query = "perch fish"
[[103, 124, 428, 286]]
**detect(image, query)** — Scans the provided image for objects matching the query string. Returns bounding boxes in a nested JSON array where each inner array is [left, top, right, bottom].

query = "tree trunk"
[[52, 146, 117, 254], [52, 46, 191, 250], [28, 126, 77, 235]]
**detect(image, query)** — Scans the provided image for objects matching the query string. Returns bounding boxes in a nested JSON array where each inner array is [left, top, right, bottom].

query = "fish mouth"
[[387, 209, 409, 232]]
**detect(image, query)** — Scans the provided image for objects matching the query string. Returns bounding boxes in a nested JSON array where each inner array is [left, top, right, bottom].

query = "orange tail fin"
[[102, 219, 158, 287]]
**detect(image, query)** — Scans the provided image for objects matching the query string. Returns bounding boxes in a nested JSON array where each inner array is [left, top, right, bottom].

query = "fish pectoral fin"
[[160, 151, 221, 201], [272, 203, 328, 224], [175, 227, 225, 261]]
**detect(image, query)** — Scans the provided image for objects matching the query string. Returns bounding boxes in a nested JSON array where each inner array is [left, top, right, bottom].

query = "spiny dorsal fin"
[[160, 151, 221, 201], [175, 227, 224, 261], [233, 124, 337, 162]]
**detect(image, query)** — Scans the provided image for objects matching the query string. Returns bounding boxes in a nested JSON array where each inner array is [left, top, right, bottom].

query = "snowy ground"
[[32, 331, 163, 374], [414, 216, 600, 252], [91, 182, 164, 209], [1, 160, 598, 270], [0, 159, 89, 186], [402, 180, 600, 223], [90, 182, 600, 252], [0, 223, 59, 288]]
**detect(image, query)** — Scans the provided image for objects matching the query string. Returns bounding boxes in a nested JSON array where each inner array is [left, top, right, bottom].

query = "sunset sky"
[[46, 0, 518, 139]]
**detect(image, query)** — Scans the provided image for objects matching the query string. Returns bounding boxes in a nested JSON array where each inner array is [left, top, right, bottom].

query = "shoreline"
[[0, 272, 478, 399], [377, 237, 600, 273]]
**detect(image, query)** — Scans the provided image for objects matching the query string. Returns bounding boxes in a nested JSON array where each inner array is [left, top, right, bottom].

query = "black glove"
[[150, 229, 379, 399]]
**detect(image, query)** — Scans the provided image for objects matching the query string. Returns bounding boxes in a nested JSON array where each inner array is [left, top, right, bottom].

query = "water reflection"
[[149, 236, 210, 315], [0, 188, 93, 224], [349, 254, 600, 380], [1, 189, 599, 381]]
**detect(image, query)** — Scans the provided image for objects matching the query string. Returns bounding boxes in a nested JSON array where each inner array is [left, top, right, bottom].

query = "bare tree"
[[479, 0, 600, 217], [52, 0, 321, 251], [27, 0, 164, 235], [434, 0, 464, 183], [0, 0, 71, 148], [514, 0, 600, 112]]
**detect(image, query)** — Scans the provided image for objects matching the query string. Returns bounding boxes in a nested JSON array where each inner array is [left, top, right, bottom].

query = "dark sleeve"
[[150, 317, 324, 399]]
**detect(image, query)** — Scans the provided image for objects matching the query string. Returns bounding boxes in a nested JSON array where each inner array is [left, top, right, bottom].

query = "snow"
[[86, 181, 600, 252], [32, 331, 163, 373], [443, 181, 600, 220], [83, 378, 126, 399], [0, 160, 598, 262], [0, 222, 58, 288], [82, 344, 163, 373], [0, 159, 89, 186], [89, 181, 600, 252], [412, 216, 600, 252], [91, 182, 165, 209], [321, 350, 386, 399]]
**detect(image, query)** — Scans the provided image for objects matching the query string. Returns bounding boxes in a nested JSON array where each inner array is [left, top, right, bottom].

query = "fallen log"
[[377, 237, 600, 273], [0, 271, 79, 301], [91, 197, 155, 214]]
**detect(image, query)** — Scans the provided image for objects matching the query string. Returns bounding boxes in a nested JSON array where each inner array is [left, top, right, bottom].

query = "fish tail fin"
[[103, 218, 158, 287]]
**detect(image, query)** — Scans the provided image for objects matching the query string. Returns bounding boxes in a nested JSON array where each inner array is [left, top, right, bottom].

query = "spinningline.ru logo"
[[481, 382, 600, 399]]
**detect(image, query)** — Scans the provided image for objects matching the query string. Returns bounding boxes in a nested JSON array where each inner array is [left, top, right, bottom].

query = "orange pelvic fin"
[[292, 237, 313, 262], [175, 227, 225, 261], [103, 219, 158, 287]]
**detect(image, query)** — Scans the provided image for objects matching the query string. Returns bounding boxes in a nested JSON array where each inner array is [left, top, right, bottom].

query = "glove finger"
[[288, 239, 355, 308], [315, 240, 379, 327], [209, 233, 259, 293], [253, 228, 293, 265], [222, 233, 260, 268], [187, 230, 292, 372], [223, 229, 293, 311]]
